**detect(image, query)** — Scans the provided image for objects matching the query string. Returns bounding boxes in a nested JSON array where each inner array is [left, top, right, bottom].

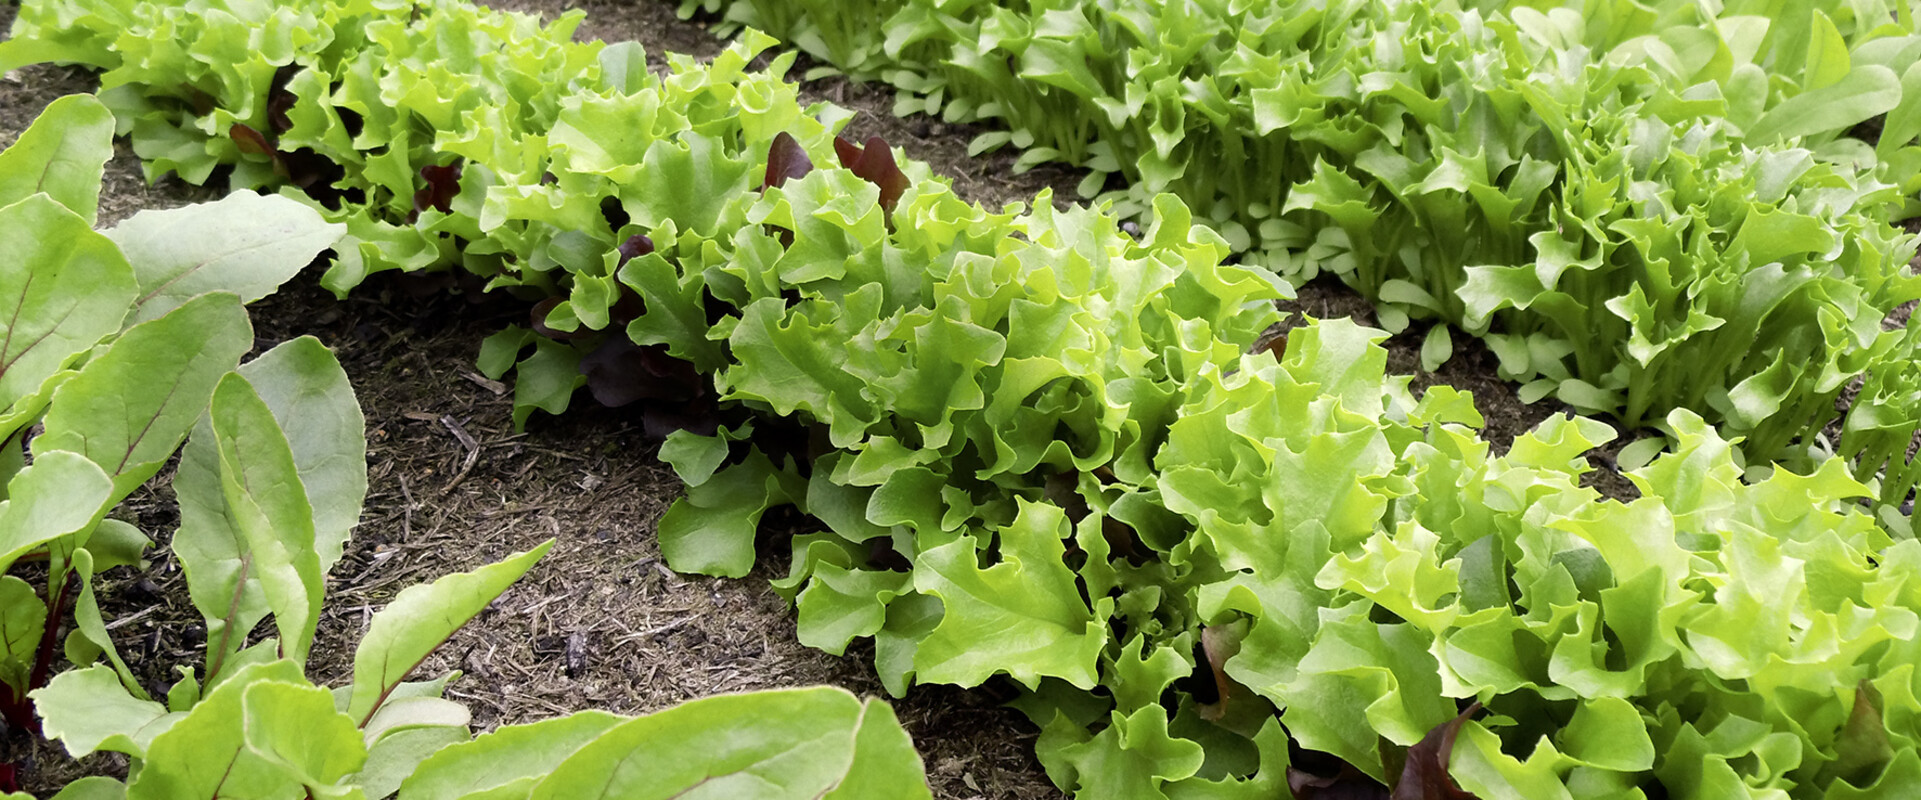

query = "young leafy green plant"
[[18, 264, 933, 800], [29, 540, 554, 799], [28, 667, 928, 800], [0, 94, 344, 735], [394, 685, 928, 799]]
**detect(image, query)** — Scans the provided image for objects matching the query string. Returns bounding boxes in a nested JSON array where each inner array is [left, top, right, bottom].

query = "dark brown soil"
[[0, 0, 1806, 797]]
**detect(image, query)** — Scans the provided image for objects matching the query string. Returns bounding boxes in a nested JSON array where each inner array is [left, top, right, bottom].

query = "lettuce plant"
[[0, 0, 608, 294], [0, 94, 344, 735], [1836, 325, 1921, 537], [633, 110, 1920, 798], [1151, 328, 1919, 799], [1, 0, 883, 427], [672, 0, 1921, 468], [679, 309, 1921, 798]]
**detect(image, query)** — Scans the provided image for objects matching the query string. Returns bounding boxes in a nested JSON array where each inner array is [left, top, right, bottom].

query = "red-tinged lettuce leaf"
[[265, 63, 300, 135], [830, 137, 862, 171], [1260, 332, 1289, 362], [763, 131, 814, 192], [1829, 681, 1895, 787], [414, 162, 462, 215], [1289, 764, 1389, 800], [607, 236, 654, 325], [833, 135, 910, 218], [637, 399, 724, 441], [1198, 625, 1238, 722], [1282, 703, 1481, 800], [608, 286, 647, 327], [616, 234, 654, 265], [1390, 702, 1481, 800], [530, 297, 578, 341], [762, 133, 814, 248], [229, 123, 274, 157], [276, 148, 349, 205], [578, 336, 707, 408]]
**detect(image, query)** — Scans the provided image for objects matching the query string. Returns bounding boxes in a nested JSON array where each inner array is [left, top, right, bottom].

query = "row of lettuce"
[[0, 96, 936, 798], [665, 0, 1921, 515], [4, 0, 1920, 797]]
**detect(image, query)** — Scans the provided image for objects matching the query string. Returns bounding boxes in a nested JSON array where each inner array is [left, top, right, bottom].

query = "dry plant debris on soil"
[[10, 1, 1914, 797]]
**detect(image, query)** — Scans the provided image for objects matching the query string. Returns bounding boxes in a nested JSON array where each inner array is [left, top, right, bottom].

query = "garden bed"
[[0, 1, 1719, 796]]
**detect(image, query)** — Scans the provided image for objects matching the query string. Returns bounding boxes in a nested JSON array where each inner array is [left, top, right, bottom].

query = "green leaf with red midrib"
[[344, 542, 554, 726]]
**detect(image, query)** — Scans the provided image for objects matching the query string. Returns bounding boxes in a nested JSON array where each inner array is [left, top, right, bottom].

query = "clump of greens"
[[0, 94, 344, 738], [670, 0, 1921, 485], [1, 0, 946, 433], [665, 224, 1921, 798], [0, 93, 936, 799]]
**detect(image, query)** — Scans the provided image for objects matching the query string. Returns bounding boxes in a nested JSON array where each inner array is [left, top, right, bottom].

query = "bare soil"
[[0, 0, 1832, 796]]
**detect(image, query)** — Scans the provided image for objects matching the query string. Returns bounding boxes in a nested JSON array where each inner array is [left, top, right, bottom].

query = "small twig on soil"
[[522, 445, 587, 462], [438, 447, 480, 496], [342, 550, 396, 586], [397, 475, 415, 540], [479, 504, 546, 518], [508, 691, 575, 718], [444, 687, 509, 718], [463, 643, 498, 680], [101, 605, 158, 631], [518, 591, 575, 619], [438, 414, 479, 452], [616, 617, 692, 645], [459, 371, 508, 396], [434, 415, 483, 495]]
